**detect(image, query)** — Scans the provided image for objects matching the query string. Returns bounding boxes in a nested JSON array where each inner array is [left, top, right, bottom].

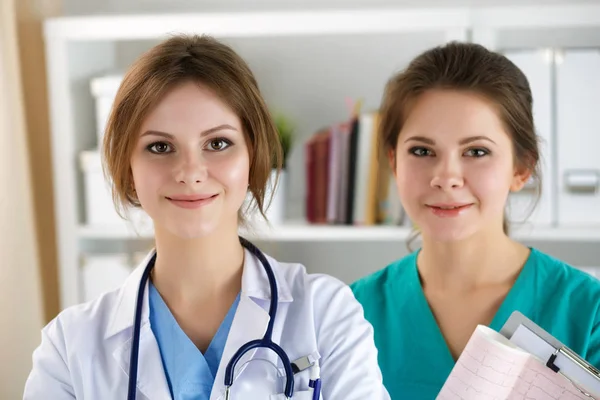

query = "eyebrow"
[[404, 135, 496, 145], [141, 124, 238, 139]]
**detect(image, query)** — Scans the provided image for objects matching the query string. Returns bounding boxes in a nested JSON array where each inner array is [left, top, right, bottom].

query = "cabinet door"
[[556, 49, 600, 225], [504, 50, 554, 226]]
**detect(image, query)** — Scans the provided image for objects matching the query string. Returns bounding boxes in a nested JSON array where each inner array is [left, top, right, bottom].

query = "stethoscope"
[[126, 236, 296, 400]]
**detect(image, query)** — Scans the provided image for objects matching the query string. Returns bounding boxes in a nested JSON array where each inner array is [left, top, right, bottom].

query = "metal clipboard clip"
[[546, 347, 600, 398], [500, 311, 600, 399]]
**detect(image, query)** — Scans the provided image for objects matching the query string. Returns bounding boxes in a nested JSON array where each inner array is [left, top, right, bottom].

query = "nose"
[[174, 152, 208, 185], [430, 156, 464, 191]]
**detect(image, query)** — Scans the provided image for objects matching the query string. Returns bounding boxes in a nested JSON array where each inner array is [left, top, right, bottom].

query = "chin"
[[163, 219, 222, 240], [419, 223, 479, 243]]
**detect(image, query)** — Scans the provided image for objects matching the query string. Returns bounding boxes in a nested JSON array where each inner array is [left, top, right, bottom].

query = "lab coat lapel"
[[109, 250, 171, 400], [211, 248, 292, 399], [211, 289, 270, 399], [113, 324, 172, 400]]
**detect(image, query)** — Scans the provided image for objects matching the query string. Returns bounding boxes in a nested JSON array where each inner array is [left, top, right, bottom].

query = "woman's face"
[[392, 89, 530, 243], [130, 81, 250, 239]]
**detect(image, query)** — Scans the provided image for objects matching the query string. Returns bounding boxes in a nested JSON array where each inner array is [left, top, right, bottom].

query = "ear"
[[387, 148, 397, 176], [510, 166, 532, 192]]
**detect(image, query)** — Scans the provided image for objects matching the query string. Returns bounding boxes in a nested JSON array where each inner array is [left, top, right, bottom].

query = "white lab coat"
[[24, 248, 390, 399]]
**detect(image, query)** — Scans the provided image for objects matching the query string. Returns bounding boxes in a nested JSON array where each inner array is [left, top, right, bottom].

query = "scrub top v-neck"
[[351, 248, 600, 399], [148, 282, 241, 400]]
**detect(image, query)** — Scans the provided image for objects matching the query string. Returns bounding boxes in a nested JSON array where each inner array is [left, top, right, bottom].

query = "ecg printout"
[[437, 326, 589, 400]]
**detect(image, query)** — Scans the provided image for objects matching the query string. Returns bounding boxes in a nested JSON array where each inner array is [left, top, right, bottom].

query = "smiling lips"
[[166, 194, 218, 209], [426, 203, 473, 217]]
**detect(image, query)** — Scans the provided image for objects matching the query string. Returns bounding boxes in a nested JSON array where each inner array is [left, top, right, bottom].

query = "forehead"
[[140, 81, 242, 134], [401, 89, 509, 142]]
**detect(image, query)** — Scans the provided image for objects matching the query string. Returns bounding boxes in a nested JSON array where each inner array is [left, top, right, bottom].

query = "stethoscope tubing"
[[127, 236, 295, 399]]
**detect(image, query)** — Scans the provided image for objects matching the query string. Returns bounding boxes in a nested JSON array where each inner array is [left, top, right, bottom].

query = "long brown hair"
[[102, 34, 282, 224], [379, 42, 541, 248]]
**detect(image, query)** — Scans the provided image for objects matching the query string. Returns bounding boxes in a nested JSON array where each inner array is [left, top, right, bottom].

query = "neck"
[[417, 229, 530, 292], [151, 226, 244, 308]]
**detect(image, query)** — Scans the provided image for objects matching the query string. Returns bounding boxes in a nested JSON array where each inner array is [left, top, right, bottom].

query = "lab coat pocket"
[[270, 390, 319, 399]]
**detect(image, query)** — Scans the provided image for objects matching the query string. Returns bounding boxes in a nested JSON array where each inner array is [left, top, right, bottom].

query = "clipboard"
[[500, 311, 600, 399]]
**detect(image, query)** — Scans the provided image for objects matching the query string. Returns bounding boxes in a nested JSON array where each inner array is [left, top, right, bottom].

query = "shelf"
[[77, 222, 600, 243], [47, 5, 600, 310], [78, 224, 154, 240], [44, 8, 469, 41], [43, 5, 600, 42], [77, 222, 412, 241], [509, 226, 600, 242], [242, 222, 413, 242]]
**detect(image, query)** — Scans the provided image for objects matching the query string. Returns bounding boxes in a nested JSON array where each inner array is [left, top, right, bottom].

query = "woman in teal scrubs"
[[351, 42, 600, 399]]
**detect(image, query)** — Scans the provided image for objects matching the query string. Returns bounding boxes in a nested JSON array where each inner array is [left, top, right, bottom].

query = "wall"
[[0, 0, 45, 397], [18, 0, 62, 325]]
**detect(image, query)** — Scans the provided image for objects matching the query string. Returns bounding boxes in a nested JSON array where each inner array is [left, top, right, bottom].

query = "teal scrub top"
[[350, 247, 600, 400], [149, 282, 240, 400]]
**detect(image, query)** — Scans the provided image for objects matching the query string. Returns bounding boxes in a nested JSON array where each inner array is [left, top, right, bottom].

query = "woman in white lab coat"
[[24, 35, 389, 400]]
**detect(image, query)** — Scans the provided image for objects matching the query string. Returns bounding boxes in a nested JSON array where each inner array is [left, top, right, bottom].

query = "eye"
[[207, 138, 232, 152], [464, 148, 490, 157], [409, 146, 434, 157], [146, 142, 173, 154]]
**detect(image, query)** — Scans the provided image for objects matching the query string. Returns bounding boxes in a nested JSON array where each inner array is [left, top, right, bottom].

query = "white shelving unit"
[[44, 5, 600, 310]]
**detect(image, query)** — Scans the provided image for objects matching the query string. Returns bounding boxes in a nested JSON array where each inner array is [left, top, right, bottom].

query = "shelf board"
[[241, 222, 413, 242], [77, 222, 412, 241], [78, 224, 154, 240], [509, 226, 600, 242], [44, 8, 469, 41], [43, 5, 600, 42], [77, 222, 600, 242]]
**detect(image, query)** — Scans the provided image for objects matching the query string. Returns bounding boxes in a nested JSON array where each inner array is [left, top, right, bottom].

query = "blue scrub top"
[[351, 247, 600, 400], [149, 282, 240, 400]]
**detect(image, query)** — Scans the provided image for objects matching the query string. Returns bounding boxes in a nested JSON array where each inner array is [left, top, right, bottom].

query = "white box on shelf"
[[80, 150, 152, 231], [81, 254, 133, 303], [504, 50, 554, 226], [556, 49, 600, 225], [243, 169, 287, 226], [90, 75, 123, 148]]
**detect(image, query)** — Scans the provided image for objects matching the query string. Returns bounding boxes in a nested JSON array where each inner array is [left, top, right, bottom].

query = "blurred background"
[[2, 0, 600, 398]]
